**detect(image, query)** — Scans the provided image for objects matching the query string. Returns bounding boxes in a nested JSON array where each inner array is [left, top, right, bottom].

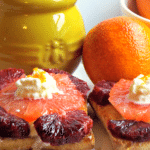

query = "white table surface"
[[73, 1, 122, 149]]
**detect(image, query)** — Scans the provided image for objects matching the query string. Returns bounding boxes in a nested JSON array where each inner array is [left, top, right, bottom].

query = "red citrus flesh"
[[0, 73, 86, 122], [109, 79, 150, 122]]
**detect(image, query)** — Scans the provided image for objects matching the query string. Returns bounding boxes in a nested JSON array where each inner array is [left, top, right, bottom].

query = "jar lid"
[[3, 0, 77, 10]]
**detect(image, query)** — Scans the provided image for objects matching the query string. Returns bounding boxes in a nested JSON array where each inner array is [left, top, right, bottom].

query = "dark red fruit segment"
[[43, 68, 69, 75], [69, 75, 90, 98], [88, 80, 115, 106], [0, 106, 30, 138], [0, 106, 7, 115], [0, 68, 25, 91], [43, 68, 90, 98], [108, 120, 150, 142], [34, 110, 93, 146]]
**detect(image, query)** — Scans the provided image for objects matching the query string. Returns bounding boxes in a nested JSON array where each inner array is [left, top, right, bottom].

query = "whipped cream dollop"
[[128, 74, 150, 104], [15, 68, 63, 99]]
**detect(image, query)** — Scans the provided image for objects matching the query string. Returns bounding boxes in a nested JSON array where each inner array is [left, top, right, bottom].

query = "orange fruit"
[[82, 16, 150, 83], [136, 0, 150, 20], [109, 79, 150, 122], [0, 72, 86, 122]]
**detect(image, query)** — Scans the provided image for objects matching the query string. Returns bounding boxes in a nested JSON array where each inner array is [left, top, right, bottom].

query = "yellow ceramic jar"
[[0, 0, 85, 74]]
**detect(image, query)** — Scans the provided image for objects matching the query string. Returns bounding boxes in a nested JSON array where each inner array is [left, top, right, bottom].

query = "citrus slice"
[[109, 79, 150, 122], [0, 69, 87, 122]]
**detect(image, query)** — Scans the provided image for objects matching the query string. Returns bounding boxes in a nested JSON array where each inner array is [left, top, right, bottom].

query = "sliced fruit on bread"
[[0, 68, 95, 150], [88, 80, 150, 150]]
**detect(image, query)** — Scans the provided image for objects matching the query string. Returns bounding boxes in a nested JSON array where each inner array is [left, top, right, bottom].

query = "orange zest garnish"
[[27, 68, 47, 83], [140, 75, 150, 84]]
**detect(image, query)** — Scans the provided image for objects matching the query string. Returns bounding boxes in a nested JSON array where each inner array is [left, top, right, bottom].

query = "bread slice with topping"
[[88, 80, 150, 150], [0, 68, 95, 150]]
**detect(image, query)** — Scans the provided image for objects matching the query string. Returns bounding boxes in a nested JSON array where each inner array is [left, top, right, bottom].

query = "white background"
[[76, 0, 121, 33], [73, 0, 122, 89]]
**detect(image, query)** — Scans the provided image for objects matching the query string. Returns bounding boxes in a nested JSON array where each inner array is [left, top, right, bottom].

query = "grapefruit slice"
[[0, 69, 88, 122], [109, 79, 150, 122]]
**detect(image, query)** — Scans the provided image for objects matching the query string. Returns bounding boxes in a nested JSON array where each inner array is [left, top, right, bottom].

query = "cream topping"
[[128, 74, 150, 104], [15, 68, 63, 99]]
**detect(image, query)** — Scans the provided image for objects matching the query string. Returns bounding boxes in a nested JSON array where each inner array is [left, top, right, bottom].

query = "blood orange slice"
[[0, 69, 88, 122], [0, 68, 25, 93], [109, 79, 150, 122]]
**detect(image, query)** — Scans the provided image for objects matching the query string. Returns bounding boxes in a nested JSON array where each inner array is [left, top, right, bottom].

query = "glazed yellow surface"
[[4, 0, 77, 9], [0, 0, 85, 73]]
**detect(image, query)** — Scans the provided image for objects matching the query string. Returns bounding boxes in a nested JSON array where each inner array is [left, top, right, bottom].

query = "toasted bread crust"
[[0, 130, 94, 150], [90, 100, 150, 150]]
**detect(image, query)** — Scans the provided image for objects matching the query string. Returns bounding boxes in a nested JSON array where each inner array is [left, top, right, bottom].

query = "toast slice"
[[89, 80, 150, 150], [0, 68, 95, 150]]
